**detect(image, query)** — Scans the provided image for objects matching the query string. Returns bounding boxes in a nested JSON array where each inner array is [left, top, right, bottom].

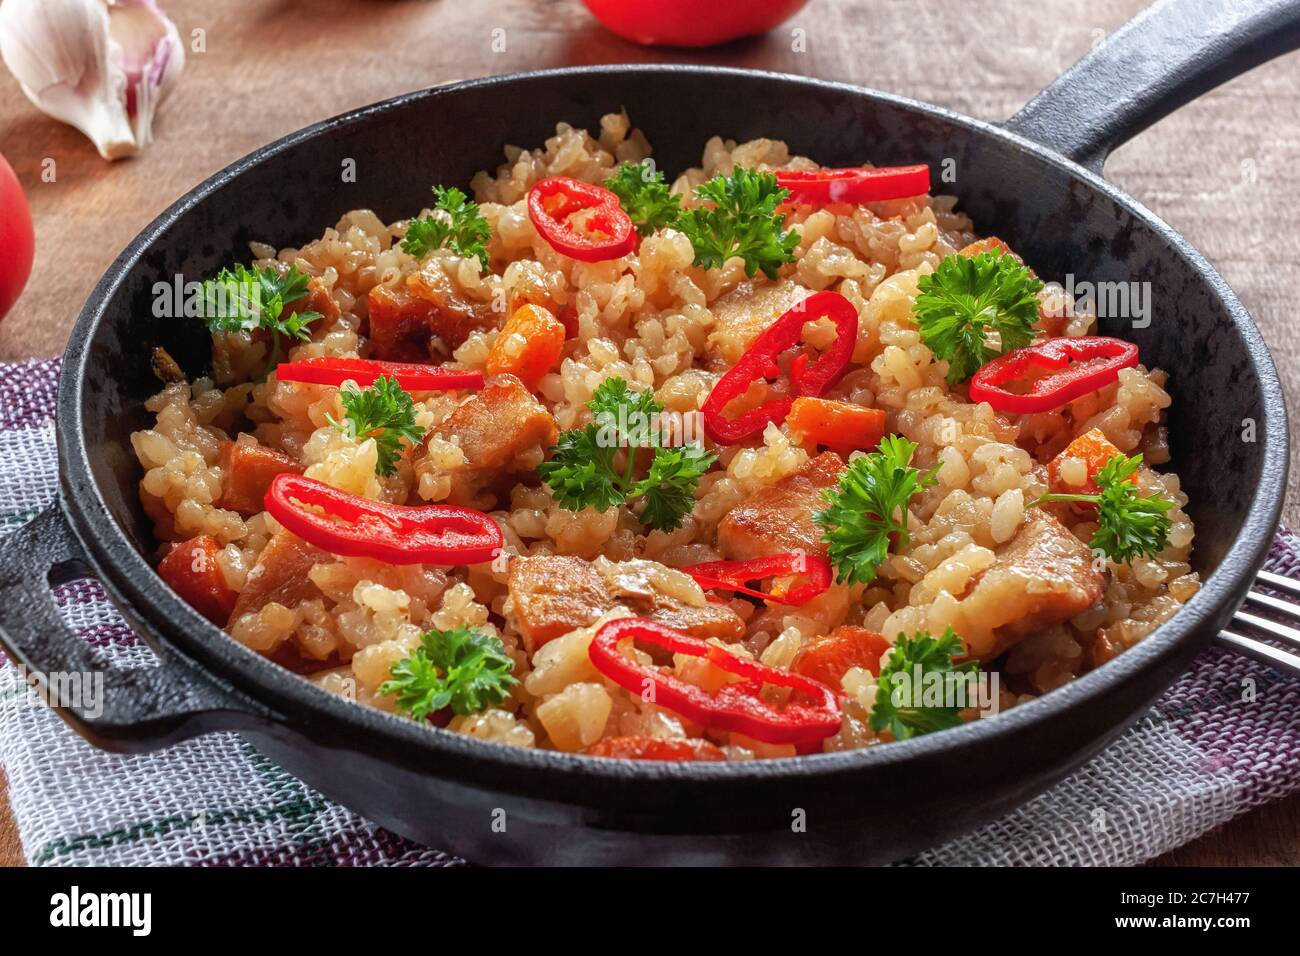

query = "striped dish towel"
[[0, 357, 1297, 866]]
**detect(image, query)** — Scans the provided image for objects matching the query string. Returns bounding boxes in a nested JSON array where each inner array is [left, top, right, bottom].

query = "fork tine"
[[1244, 586, 1300, 624], [1231, 609, 1300, 650], [1217, 630, 1300, 678], [1256, 569, 1300, 600]]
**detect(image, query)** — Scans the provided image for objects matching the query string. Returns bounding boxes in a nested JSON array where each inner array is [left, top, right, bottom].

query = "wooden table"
[[0, 0, 1297, 866]]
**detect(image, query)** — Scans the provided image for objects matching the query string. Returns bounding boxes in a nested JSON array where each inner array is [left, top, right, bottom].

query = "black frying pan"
[[0, 0, 1294, 865]]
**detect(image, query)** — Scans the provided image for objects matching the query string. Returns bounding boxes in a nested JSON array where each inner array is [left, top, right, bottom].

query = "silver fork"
[[1215, 569, 1300, 676]]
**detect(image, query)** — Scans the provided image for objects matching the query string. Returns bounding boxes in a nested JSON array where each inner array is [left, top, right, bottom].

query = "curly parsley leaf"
[[400, 185, 491, 269], [603, 161, 682, 237], [914, 250, 1044, 384], [329, 375, 426, 477], [380, 626, 518, 720], [1032, 452, 1174, 563], [677, 167, 799, 279], [871, 628, 980, 740], [200, 263, 322, 340], [633, 445, 716, 532], [537, 426, 624, 514], [537, 377, 717, 532], [814, 434, 940, 585]]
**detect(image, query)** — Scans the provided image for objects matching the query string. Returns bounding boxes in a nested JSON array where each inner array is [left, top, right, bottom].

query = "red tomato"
[[583, 0, 810, 47], [0, 154, 34, 322]]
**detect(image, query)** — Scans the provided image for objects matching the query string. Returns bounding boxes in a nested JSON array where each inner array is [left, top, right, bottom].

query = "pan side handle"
[[0, 503, 276, 753], [1003, 0, 1300, 172]]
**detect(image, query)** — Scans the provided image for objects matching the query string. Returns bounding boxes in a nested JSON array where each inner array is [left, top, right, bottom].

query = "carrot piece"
[[785, 397, 885, 456], [367, 284, 439, 362], [216, 439, 302, 516], [792, 625, 891, 687], [157, 534, 238, 625], [484, 304, 565, 389], [1048, 427, 1135, 496], [585, 736, 726, 761]]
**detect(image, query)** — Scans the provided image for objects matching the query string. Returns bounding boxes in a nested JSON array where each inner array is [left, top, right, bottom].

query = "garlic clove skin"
[[0, 0, 185, 161], [108, 0, 185, 153]]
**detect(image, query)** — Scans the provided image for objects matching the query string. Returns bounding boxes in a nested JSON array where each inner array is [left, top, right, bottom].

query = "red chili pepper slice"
[[776, 165, 930, 206], [588, 618, 841, 746], [702, 290, 857, 444], [968, 336, 1140, 414], [275, 357, 484, 391], [265, 474, 502, 566], [681, 553, 832, 606], [527, 176, 636, 263]]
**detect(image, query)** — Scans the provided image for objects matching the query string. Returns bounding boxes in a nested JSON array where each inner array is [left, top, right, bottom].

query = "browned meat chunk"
[[216, 439, 302, 516], [432, 374, 557, 503], [643, 598, 746, 644], [707, 279, 809, 364], [406, 264, 497, 351], [961, 510, 1107, 660], [367, 285, 441, 362], [717, 452, 845, 561], [507, 555, 745, 653], [230, 531, 329, 620], [507, 555, 612, 652]]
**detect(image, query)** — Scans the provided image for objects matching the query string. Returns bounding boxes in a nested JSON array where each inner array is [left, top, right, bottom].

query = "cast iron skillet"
[[0, 0, 1295, 865]]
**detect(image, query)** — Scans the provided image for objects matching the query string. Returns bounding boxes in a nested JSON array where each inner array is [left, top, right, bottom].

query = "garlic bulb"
[[0, 0, 185, 161]]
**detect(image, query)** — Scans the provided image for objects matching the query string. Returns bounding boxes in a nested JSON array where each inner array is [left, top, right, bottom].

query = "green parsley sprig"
[[328, 375, 426, 477], [677, 167, 799, 279], [871, 628, 980, 740], [914, 250, 1044, 384], [537, 377, 716, 532], [380, 627, 518, 720], [199, 263, 322, 373], [814, 435, 940, 585], [1031, 452, 1174, 563], [401, 185, 491, 269], [604, 161, 682, 237]]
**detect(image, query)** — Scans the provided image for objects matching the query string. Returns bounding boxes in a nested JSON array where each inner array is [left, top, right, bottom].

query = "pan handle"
[[0, 503, 275, 753], [1003, 0, 1300, 172]]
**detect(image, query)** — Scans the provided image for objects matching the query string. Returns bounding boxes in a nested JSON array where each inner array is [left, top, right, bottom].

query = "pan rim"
[[54, 64, 1289, 794]]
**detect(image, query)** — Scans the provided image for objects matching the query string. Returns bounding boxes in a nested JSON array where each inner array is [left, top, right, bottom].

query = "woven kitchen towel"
[[0, 358, 1297, 866]]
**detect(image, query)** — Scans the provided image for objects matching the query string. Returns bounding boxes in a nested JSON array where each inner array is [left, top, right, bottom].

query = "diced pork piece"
[[406, 264, 497, 350], [431, 374, 557, 503], [706, 278, 809, 364], [230, 531, 329, 620], [367, 285, 441, 362], [506, 555, 745, 653], [637, 593, 746, 644], [281, 277, 341, 329], [717, 452, 845, 561], [960, 510, 1106, 660], [157, 534, 238, 625], [215, 438, 302, 516], [958, 237, 1015, 260], [507, 555, 612, 652]]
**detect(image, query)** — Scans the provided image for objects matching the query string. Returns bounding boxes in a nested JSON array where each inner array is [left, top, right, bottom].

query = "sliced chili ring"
[[968, 336, 1140, 414], [702, 290, 858, 444], [588, 617, 841, 746], [527, 176, 636, 263], [265, 474, 502, 566], [681, 553, 832, 606], [776, 164, 930, 206], [275, 356, 484, 391]]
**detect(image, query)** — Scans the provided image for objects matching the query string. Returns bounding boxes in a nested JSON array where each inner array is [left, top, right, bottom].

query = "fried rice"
[[130, 112, 1198, 760]]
